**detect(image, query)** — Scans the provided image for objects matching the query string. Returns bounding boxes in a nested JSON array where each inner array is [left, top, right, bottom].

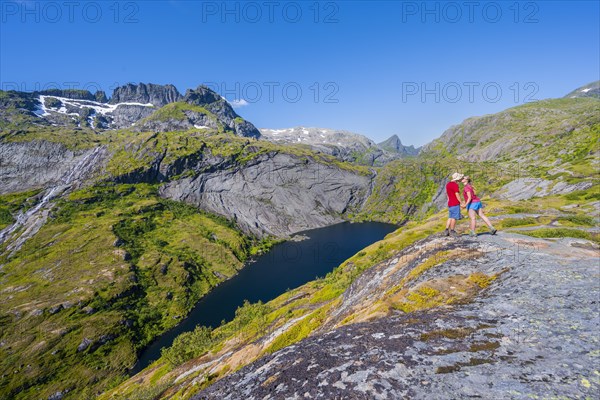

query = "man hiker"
[[445, 172, 464, 236]]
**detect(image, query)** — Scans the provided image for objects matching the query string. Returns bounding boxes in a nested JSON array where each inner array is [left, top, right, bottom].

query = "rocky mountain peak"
[[109, 83, 182, 107], [378, 134, 420, 156], [129, 84, 261, 138], [95, 91, 108, 103], [183, 85, 222, 106], [378, 134, 402, 150], [37, 88, 100, 102]]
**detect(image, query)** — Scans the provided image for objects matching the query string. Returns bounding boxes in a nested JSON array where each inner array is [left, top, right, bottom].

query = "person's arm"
[[465, 191, 472, 208], [455, 191, 464, 208]]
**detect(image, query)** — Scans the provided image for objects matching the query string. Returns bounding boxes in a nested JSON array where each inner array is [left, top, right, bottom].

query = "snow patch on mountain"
[[38, 95, 154, 117]]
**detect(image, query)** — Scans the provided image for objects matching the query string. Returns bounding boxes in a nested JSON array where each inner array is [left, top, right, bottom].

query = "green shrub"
[[500, 217, 537, 227], [161, 326, 215, 366], [557, 215, 596, 227], [0, 208, 14, 228], [520, 228, 599, 243]]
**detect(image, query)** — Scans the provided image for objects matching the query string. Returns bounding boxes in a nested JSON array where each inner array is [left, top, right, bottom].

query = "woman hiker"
[[444, 172, 464, 237], [461, 175, 497, 237]]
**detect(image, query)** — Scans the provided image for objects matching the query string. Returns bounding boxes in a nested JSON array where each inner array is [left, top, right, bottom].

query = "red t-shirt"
[[463, 184, 480, 203], [446, 181, 460, 206]]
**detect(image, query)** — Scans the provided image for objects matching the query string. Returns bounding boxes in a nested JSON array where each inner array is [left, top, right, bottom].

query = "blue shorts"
[[448, 205, 461, 219], [467, 202, 482, 211]]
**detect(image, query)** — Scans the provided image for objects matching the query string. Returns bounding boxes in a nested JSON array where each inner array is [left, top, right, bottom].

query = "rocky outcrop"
[[95, 90, 108, 103], [109, 83, 182, 107], [0, 90, 39, 119], [193, 233, 600, 399], [495, 177, 594, 200], [110, 104, 158, 128], [159, 152, 373, 237]]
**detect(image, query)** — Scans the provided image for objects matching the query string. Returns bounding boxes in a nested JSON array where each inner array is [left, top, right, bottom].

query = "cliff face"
[[102, 132, 373, 238], [0, 141, 107, 195], [159, 152, 372, 237], [109, 83, 182, 106]]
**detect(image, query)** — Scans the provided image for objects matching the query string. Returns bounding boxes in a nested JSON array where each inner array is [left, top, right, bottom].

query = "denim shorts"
[[467, 201, 482, 211], [448, 205, 461, 219]]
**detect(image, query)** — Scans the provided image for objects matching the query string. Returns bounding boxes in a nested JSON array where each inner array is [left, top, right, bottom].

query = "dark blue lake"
[[131, 221, 398, 373]]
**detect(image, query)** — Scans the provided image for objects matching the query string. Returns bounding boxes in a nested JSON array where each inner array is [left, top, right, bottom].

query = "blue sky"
[[1, 0, 599, 145]]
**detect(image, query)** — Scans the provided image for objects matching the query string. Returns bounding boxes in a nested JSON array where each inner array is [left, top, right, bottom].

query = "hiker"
[[461, 176, 497, 237], [445, 172, 464, 236]]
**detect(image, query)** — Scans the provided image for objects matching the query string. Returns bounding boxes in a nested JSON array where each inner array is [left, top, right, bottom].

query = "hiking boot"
[[444, 228, 450, 237], [450, 229, 459, 237], [469, 230, 477, 237], [490, 228, 497, 235]]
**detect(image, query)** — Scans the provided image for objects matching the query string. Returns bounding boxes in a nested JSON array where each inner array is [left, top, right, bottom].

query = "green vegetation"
[[565, 189, 600, 201], [423, 97, 600, 180], [0, 183, 266, 400], [556, 215, 596, 227], [498, 217, 538, 228], [393, 286, 443, 313], [353, 155, 526, 224], [264, 305, 330, 354], [142, 102, 212, 123], [0, 124, 103, 150], [161, 326, 215, 367], [354, 158, 447, 223], [517, 228, 599, 243], [161, 300, 271, 367], [0, 189, 42, 229], [467, 272, 497, 289]]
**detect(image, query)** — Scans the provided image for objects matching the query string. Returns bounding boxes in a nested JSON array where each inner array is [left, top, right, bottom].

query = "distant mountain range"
[[0, 83, 261, 137], [1, 83, 420, 166], [260, 127, 419, 166], [563, 80, 600, 99]]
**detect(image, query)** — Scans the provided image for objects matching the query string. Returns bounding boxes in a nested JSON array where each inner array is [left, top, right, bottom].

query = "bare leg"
[[449, 218, 456, 230], [477, 209, 494, 228], [446, 218, 451, 229], [469, 209, 477, 231]]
